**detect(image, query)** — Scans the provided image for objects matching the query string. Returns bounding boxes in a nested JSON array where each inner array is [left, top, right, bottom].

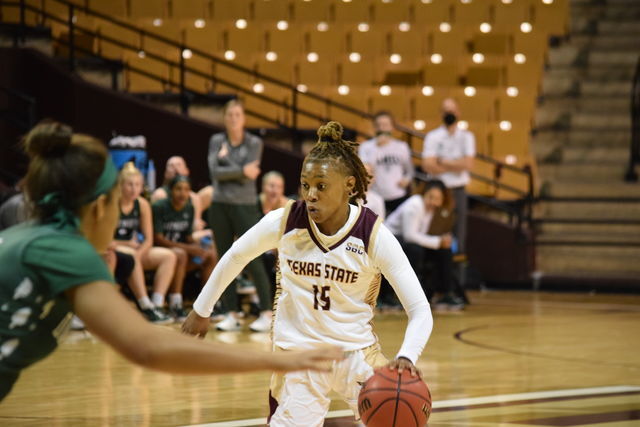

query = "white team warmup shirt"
[[193, 200, 432, 364], [422, 125, 476, 188], [358, 138, 414, 201]]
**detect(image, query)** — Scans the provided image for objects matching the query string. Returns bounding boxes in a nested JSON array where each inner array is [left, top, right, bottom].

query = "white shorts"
[[268, 343, 387, 427]]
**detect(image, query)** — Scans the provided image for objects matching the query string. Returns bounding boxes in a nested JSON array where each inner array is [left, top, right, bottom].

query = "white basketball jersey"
[[273, 200, 383, 351]]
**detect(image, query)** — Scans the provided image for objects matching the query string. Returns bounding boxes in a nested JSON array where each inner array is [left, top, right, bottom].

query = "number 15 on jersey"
[[313, 285, 330, 311]]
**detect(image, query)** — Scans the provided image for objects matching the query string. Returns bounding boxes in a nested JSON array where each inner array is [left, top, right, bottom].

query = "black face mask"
[[443, 112, 457, 126]]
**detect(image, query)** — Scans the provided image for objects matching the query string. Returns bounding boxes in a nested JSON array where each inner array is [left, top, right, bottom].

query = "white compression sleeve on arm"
[[373, 224, 433, 364], [192, 209, 283, 317]]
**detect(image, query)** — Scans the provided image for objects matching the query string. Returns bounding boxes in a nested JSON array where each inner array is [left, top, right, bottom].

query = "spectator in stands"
[[151, 156, 207, 235], [113, 163, 176, 324], [0, 192, 27, 231], [152, 175, 217, 321], [358, 111, 414, 214], [207, 99, 272, 333], [257, 171, 291, 303], [362, 164, 385, 220], [385, 180, 464, 311], [258, 171, 290, 216], [421, 98, 475, 253]]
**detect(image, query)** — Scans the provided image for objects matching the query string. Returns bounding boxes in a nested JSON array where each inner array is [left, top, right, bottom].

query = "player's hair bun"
[[23, 121, 72, 158], [317, 121, 344, 143]]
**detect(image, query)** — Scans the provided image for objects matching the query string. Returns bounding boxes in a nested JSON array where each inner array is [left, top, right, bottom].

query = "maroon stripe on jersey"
[[284, 200, 329, 252], [284, 200, 310, 234], [328, 206, 379, 252]]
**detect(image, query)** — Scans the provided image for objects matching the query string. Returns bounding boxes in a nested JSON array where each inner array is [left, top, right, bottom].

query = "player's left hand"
[[387, 357, 422, 378]]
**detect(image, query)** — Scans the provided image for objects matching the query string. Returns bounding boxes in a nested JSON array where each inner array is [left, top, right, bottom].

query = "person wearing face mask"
[[421, 98, 475, 254], [358, 111, 414, 215]]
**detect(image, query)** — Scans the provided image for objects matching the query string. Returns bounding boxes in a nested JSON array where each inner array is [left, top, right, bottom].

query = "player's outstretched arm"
[[67, 281, 342, 374]]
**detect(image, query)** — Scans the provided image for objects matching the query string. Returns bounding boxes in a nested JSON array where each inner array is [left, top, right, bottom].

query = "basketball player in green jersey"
[[0, 121, 342, 401]]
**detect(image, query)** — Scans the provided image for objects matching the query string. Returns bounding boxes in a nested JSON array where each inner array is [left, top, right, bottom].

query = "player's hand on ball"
[[181, 310, 210, 338], [387, 357, 421, 378], [273, 345, 344, 373]]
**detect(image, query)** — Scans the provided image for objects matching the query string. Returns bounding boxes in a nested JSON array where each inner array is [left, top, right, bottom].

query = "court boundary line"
[[182, 385, 640, 427]]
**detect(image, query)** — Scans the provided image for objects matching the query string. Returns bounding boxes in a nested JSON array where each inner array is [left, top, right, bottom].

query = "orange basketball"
[[358, 366, 432, 427]]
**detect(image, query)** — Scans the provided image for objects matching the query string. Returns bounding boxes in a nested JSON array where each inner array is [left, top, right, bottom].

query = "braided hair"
[[305, 121, 371, 204]]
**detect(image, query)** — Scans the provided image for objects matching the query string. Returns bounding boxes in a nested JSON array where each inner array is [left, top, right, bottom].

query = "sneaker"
[[433, 295, 465, 312], [141, 307, 173, 325], [169, 306, 189, 322], [70, 315, 85, 331], [249, 313, 272, 333], [216, 313, 242, 331], [236, 277, 256, 295]]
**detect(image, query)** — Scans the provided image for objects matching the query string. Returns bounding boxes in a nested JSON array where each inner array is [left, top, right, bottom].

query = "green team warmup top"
[[0, 222, 113, 400], [152, 198, 193, 243]]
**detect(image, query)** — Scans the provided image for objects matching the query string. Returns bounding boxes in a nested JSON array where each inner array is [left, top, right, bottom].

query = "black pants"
[[384, 194, 409, 216], [399, 239, 454, 300], [209, 201, 272, 313], [115, 251, 135, 287]]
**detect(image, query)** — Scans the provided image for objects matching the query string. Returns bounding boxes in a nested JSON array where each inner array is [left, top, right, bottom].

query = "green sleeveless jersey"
[[0, 222, 113, 400], [114, 199, 140, 241], [152, 198, 193, 243]]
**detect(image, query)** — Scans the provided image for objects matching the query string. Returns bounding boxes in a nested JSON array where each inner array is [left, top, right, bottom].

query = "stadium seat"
[[185, 26, 221, 55], [88, 0, 126, 18], [334, 1, 371, 24], [129, 0, 166, 20], [253, 0, 290, 23], [125, 52, 170, 92], [210, 0, 250, 21], [422, 64, 460, 87], [373, 0, 410, 24], [414, 0, 453, 28], [170, 0, 206, 20], [292, 0, 330, 23]]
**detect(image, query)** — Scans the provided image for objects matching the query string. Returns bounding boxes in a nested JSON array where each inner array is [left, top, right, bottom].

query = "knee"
[[173, 248, 188, 266]]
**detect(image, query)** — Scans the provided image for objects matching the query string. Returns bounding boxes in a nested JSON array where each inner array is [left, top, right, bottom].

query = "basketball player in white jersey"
[[183, 121, 433, 426]]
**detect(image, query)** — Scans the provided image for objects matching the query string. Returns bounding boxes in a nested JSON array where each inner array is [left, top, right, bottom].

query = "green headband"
[[88, 156, 118, 202], [38, 156, 118, 229]]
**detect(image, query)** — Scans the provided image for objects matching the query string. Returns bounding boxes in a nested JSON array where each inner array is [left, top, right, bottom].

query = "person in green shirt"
[[0, 121, 342, 402], [152, 175, 217, 321]]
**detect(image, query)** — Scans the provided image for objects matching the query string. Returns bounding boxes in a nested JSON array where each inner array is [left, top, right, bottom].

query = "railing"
[[3, 0, 536, 228], [626, 54, 640, 182]]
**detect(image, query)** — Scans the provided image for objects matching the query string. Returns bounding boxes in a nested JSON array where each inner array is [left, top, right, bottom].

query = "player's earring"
[[348, 190, 357, 197]]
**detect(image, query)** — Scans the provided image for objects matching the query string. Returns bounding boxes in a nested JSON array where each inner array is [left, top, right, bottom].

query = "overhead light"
[[414, 120, 426, 130], [472, 53, 485, 64], [421, 0, 433, 3], [358, 22, 370, 32], [520, 22, 532, 33], [194, 19, 205, 28], [390, 53, 402, 64], [464, 86, 476, 97], [182, 49, 193, 59], [338, 85, 350, 95], [152, 18, 163, 27], [307, 52, 319, 62], [460, 0, 472, 3], [480, 22, 492, 33], [501, 0, 513, 3], [458, 120, 469, 130], [542, 0, 553, 4], [317, 21, 329, 32], [506, 86, 519, 97], [297, 84, 308, 93], [439, 22, 451, 32], [224, 50, 236, 60], [379, 85, 391, 96], [422, 86, 434, 96], [514, 53, 526, 64], [500, 120, 512, 131], [235, 19, 247, 29], [253, 82, 265, 93], [398, 22, 411, 32], [430, 53, 443, 64], [277, 20, 288, 31], [349, 52, 361, 63], [265, 51, 278, 62]]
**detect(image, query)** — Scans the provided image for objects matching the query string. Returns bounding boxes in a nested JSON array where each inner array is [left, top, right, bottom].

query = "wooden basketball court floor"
[[1, 290, 639, 426]]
